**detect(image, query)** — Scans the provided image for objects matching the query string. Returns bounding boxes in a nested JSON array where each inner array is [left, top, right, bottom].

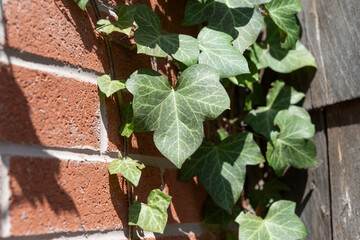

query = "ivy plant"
[[74, 0, 318, 238]]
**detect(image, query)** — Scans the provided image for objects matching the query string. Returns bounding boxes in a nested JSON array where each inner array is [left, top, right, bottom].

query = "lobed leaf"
[[97, 75, 126, 97], [236, 200, 307, 240], [108, 156, 145, 186], [126, 64, 230, 168], [129, 189, 172, 233]]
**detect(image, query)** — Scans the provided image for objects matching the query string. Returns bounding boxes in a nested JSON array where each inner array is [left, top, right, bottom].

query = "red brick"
[[164, 169, 208, 224], [0, 64, 99, 149]]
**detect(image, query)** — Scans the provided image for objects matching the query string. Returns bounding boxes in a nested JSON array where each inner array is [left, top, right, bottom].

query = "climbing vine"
[[75, 0, 317, 239]]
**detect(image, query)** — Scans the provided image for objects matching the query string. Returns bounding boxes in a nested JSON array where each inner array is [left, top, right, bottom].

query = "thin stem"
[[90, 1, 133, 239]]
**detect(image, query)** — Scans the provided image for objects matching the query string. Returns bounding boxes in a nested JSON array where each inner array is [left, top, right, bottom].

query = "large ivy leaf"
[[96, 5, 135, 36], [126, 64, 230, 168], [236, 200, 307, 240], [180, 133, 264, 212], [250, 18, 317, 73], [265, 0, 302, 49], [108, 156, 145, 186], [97, 75, 126, 97], [74, 0, 89, 10], [244, 80, 305, 140], [129, 189, 172, 234], [267, 110, 317, 175], [134, 5, 199, 66], [198, 27, 249, 78], [183, 0, 267, 52]]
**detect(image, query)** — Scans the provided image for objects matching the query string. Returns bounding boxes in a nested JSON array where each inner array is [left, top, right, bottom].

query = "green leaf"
[[180, 133, 264, 212], [134, 5, 199, 66], [267, 110, 317, 175], [126, 64, 230, 168], [119, 103, 134, 138], [183, 0, 267, 52], [265, 0, 302, 49], [97, 75, 126, 97], [198, 27, 249, 78], [248, 178, 290, 209], [244, 80, 305, 139], [203, 199, 242, 225], [108, 156, 145, 186], [74, 0, 89, 10], [236, 200, 307, 240], [129, 189, 172, 234], [96, 5, 135, 36], [228, 58, 259, 87], [250, 18, 317, 73], [217, 129, 229, 141]]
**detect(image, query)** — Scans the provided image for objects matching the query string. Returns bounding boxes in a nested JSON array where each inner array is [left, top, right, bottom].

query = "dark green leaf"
[[126, 64, 230, 168], [74, 0, 89, 10], [203, 199, 242, 225], [129, 189, 172, 233], [119, 103, 134, 138], [236, 200, 307, 239]]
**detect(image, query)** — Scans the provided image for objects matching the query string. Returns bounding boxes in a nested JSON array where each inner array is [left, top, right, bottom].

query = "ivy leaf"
[[267, 110, 317, 175], [265, 0, 302, 49], [183, 0, 266, 52], [203, 199, 242, 225], [235, 200, 307, 240], [228, 58, 259, 87], [96, 5, 135, 36], [97, 75, 126, 97], [74, 0, 89, 10], [250, 18, 317, 73], [108, 156, 145, 186], [129, 189, 172, 234], [126, 64, 230, 168], [244, 80, 305, 139], [134, 5, 199, 66], [180, 133, 264, 212], [248, 178, 290, 209], [119, 103, 134, 138], [198, 27, 249, 78]]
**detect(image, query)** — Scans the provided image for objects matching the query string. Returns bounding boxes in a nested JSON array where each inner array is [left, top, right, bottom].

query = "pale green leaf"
[[217, 129, 229, 141], [108, 156, 145, 186], [266, 0, 302, 49], [126, 64, 230, 168], [129, 189, 172, 234], [267, 110, 317, 175], [74, 0, 89, 10], [180, 133, 264, 212], [134, 5, 199, 66], [250, 18, 317, 73], [244, 80, 305, 139], [96, 5, 135, 36], [236, 200, 307, 240], [198, 27, 249, 78], [97, 75, 126, 97]]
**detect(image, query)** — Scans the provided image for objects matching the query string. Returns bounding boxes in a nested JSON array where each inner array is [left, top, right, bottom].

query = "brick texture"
[[0, 63, 100, 149]]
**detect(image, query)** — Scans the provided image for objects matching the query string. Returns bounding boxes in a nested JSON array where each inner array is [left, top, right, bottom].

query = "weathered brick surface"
[[164, 169, 208, 224], [0, 64, 100, 149]]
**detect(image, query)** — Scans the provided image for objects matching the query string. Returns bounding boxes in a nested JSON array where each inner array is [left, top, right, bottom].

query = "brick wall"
[[0, 0, 216, 239]]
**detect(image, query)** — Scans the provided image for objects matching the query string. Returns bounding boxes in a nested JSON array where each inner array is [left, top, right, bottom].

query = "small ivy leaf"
[[73, 0, 89, 10], [181, 133, 264, 212], [119, 103, 134, 138], [250, 18, 317, 73], [244, 82, 265, 111], [248, 178, 290, 209], [235, 200, 307, 240], [134, 5, 199, 66], [198, 27, 249, 78], [217, 129, 229, 141], [266, 110, 317, 175], [203, 199, 243, 226], [96, 5, 135, 36], [108, 156, 145, 187], [265, 0, 302, 50], [129, 189, 172, 234], [244, 80, 305, 140], [183, 0, 267, 52], [97, 75, 126, 97], [126, 64, 230, 168]]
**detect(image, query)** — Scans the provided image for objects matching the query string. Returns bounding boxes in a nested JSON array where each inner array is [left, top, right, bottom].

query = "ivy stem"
[[90, 1, 134, 239]]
